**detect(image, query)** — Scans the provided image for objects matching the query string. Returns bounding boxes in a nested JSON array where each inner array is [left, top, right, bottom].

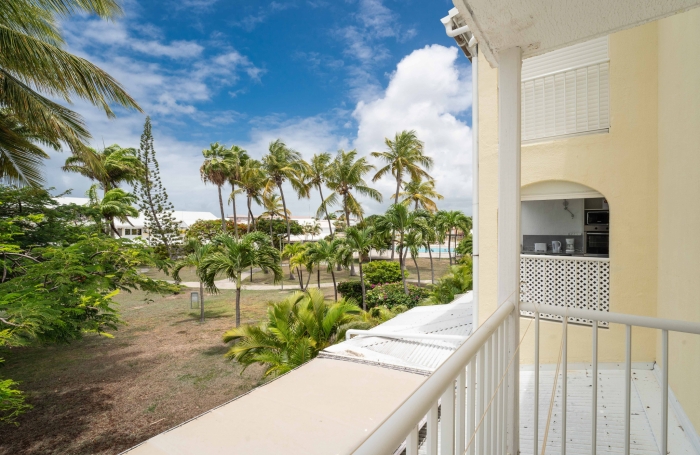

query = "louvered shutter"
[[521, 36, 609, 142]]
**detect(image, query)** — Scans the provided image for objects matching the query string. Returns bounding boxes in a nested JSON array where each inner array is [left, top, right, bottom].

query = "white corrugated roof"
[[322, 292, 474, 372]]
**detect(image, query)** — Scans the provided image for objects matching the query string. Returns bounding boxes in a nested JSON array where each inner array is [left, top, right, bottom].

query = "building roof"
[[114, 211, 219, 229], [451, 0, 700, 66], [54, 197, 89, 206]]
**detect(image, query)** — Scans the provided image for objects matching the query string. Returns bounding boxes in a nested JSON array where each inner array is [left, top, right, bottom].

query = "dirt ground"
[[0, 287, 295, 455]]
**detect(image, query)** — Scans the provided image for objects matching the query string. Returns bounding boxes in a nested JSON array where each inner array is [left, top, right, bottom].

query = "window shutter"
[[521, 36, 609, 142]]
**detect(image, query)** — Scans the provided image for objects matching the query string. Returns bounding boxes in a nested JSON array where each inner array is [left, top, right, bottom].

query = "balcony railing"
[[520, 254, 610, 326], [351, 301, 700, 455]]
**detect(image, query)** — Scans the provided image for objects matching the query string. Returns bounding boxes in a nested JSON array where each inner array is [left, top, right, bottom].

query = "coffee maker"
[[565, 238, 575, 253]]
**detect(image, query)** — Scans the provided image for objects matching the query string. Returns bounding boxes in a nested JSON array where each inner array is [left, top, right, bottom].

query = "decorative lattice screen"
[[520, 255, 610, 327]]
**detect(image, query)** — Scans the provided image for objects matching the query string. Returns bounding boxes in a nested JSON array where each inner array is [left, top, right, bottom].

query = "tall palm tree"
[[226, 145, 249, 238], [203, 232, 282, 327], [259, 192, 289, 239], [397, 177, 444, 212], [371, 130, 433, 259], [173, 239, 214, 322], [307, 152, 334, 237], [0, 0, 141, 186], [62, 144, 143, 191], [261, 139, 309, 257], [436, 210, 472, 265], [200, 142, 233, 232], [234, 159, 267, 233], [344, 227, 375, 310], [87, 184, 138, 238], [323, 149, 382, 275], [306, 239, 344, 300]]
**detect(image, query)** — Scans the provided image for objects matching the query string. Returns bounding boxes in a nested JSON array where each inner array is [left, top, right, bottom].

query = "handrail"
[[351, 301, 516, 455], [345, 329, 466, 342], [520, 302, 700, 335]]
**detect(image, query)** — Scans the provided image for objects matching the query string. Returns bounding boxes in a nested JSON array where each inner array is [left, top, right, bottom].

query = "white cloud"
[[352, 45, 473, 214]]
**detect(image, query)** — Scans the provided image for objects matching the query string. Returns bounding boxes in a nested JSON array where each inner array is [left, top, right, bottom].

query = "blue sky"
[[48, 0, 474, 217]]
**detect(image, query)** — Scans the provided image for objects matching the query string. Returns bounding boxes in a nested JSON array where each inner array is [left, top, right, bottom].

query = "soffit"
[[451, 0, 700, 66]]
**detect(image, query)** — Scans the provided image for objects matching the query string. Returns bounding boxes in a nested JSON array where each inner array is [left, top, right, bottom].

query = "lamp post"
[[277, 233, 286, 290]]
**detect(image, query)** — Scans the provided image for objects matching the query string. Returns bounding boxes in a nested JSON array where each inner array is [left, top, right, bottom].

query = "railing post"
[[440, 381, 455, 455], [468, 357, 476, 455], [661, 330, 669, 455], [407, 425, 419, 455], [624, 325, 631, 455], [562, 316, 568, 455], [478, 345, 485, 453], [456, 369, 466, 455], [535, 311, 540, 455], [427, 402, 438, 455], [485, 337, 492, 454], [591, 320, 598, 455], [497, 45, 522, 455]]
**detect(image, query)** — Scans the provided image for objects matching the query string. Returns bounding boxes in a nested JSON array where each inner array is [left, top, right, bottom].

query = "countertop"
[[521, 251, 608, 258]]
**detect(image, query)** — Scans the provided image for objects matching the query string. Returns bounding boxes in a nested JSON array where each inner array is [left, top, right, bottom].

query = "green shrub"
[[426, 258, 473, 305], [337, 281, 363, 302], [365, 283, 429, 309], [363, 260, 404, 285]]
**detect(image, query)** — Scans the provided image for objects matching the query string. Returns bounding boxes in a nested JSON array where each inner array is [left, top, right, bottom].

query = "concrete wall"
[[657, 8, 700, 435], [477, 23, 659, 365]]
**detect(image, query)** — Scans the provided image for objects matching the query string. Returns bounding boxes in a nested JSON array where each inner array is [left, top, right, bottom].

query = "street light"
[[277, 233, 286, 290]]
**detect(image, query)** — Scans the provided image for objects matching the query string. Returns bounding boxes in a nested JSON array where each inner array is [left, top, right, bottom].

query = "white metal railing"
[[520, 302, 700, 455], [350, 299, 700, 455], [520, 255, 610, 326], [521, 60, 610, 142], [352, 300, 517, 455]]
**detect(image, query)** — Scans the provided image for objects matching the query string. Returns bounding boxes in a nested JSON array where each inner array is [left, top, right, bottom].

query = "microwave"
[[586, 210, 609, 225]]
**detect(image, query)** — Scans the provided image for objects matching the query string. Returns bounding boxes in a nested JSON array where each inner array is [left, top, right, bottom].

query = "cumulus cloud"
[[353, 44, 473, 214]]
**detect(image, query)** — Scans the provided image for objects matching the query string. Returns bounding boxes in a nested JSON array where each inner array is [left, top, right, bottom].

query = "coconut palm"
[[371, 130, 433, 259], [343, 227, 375, 310], [222, 289, 361, 377], [305, 222, 322, 240], [226, 145, 249, 238], [261, 139, 309, 256], [87, 184, 138, 238], [234, 159, 267, 233], [397, 177, 444, 212], [436, 210, 472, 265], [200, 142, 233, 232], [306, 239, 344, 300], [0, 0, 141, 186], [203, 232, 282, 327], [259, 192, 289, 238], [307, 152, 334, 237], [173, 239, 214, 322], [62, 144, 143, 191]]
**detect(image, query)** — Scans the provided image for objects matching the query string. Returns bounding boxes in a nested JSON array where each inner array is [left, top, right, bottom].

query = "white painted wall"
[[521, 199, 585, 238]]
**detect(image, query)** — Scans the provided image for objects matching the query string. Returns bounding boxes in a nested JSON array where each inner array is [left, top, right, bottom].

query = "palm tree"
[[200, 142, 232, 232], [306, 222, 322, 240], [173, 239, 214, 322], [397, 178, 444, 212], [324, 149, 382, 275], [226, 145, 249, 238], [62, 144, 143, 191], [203, 232, 282, 327], [0, 0, 141, 187], [87, 184, 138, 238], [259, 192, 289, 239], [344, 227, 375, 310], [371, 130, 433, 259], [307, 152, 335, 237], [235, 159, 267, 233], [282, 242, 306, 283], [403, 227, 425, 286], [222, 289, 360, 378], [306, 239, 344, 300], [261, 139, 309, 257], [436, 210, 472, 265]]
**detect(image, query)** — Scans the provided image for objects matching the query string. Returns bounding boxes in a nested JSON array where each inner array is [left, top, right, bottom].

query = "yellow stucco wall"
[[657, 8, 700, 435], [477, 23, 659, 365]]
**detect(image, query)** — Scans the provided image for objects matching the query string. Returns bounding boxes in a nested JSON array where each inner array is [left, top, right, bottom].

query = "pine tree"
[[135, 117, 180, 257]]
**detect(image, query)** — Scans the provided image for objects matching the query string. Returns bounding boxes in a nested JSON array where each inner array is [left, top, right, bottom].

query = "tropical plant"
[[456, 233, 473, 258], [282, 242, 305, 283], [426, 258, 473, 305], [186, 220, 246, 243], [305, 238, 344, 300], [336, 280, 363, 302], [226, 145, 249, 237], [62, 144, 143, 191], [365, 282, 429, 310], [135, 117, 180, 257], [363, 260, 403, 285], [261, 139, 309, 252], [222, 289, 361, 378], [203, 232, 282, 327], [343, 227, 375, 310], [435, 210, 472, 265], [0, 0, 141, 188], [235, 159, 267, 232], [397, 177, 444, 212], [259, 192, 289, 238], [200, 142, 233, 231], [303, 221, 322, 240], [87, 184, 138, 238], [307, 152, 335, 237], [173, 238, 214, 322]]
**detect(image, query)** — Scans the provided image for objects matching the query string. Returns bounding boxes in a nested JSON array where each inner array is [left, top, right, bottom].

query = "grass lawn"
[[0, 287, 296, 455]]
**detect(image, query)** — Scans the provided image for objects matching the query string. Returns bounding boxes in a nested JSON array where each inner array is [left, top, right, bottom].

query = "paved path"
[[177, 277, 426, 291]]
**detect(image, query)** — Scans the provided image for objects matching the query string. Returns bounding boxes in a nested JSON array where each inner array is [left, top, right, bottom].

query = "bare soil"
[[0, 288, 295, 455]]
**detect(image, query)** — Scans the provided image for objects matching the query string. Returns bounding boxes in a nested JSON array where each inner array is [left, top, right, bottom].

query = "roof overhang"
[[449, 0, 700, 66]]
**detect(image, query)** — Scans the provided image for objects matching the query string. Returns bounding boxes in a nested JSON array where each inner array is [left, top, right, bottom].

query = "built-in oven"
[[585, 225, 609, 256], [586, 210, 609, 225]]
